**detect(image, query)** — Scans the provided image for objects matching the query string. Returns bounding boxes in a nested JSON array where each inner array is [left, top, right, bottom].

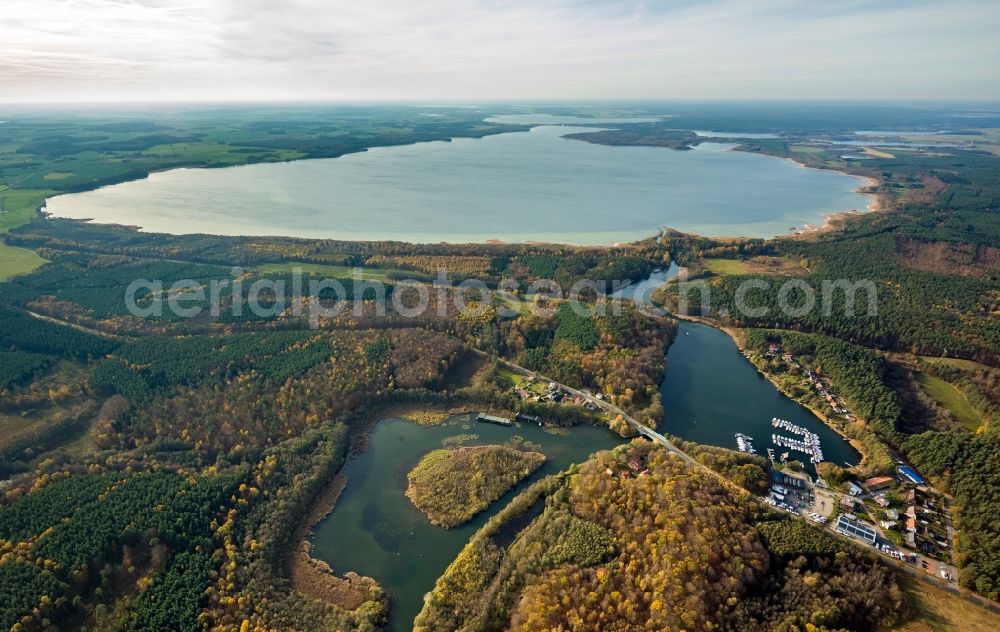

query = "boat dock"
[[477, 413, 512, 427], [771, 417, 824, 464], [735, 432, 756, 454]]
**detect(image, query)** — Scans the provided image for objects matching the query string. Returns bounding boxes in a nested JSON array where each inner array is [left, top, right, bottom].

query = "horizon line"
[[3, 97, 1000, 109]]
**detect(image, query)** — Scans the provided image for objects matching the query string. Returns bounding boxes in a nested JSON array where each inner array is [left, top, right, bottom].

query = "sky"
[[2, 0, 999, 103]]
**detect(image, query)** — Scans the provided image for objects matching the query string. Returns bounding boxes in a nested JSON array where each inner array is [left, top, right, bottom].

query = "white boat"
[[735, 432, 757, 454], [771, 417, 823, 463]]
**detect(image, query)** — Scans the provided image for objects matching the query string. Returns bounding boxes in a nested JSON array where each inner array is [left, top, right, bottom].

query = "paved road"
[[478, 350, 704, 472], [20, 305, 990, 607], [476, 349, 992, 606]]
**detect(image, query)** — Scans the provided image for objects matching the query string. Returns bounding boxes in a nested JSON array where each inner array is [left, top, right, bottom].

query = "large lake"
[[45, 124, 870, 244]]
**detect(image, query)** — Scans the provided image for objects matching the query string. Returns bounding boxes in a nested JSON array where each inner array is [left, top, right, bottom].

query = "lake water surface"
[[659, 321, 860, 476], [619, 266, 859, 475], [310, 416, 622, 632], [312, 269, 859, 631], [46, 124, 870, 243]]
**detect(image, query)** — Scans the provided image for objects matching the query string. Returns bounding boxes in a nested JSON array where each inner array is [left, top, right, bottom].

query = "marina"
[[771, 417, 824, 463], [658, 321, 858, 478], [734, 432, 757, 454]]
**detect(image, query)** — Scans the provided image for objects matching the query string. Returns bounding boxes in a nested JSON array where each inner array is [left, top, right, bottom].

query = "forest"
[[497, 301, 674, 429], [0, 221, 675, 630], [902, 431, 1000, 600], [656, 234, 1000, 364], [1, 103, 999, 628], [405, 445, 546, 528], [636, 121, 1000, 606], [416, 440, 910, 632]]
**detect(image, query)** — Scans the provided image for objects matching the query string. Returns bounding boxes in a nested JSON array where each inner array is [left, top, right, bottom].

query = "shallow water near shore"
[[313, 268, 860, 630], [46, 124, 870, 243], [310, 416, 622, 632]]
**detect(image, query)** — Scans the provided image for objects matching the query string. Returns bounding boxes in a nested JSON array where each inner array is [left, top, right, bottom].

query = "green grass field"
[[703, 256, 810, 276], [257, 262, 396, 280], [915, 372, 984, 431], [0, 187, 52, 279], [921, 356, 995, 373], [703, 258, 750, 275], [0, 243, 47, 281], [0, 188, 53, 232], [494, 292, 536, 315], [494, 366, 523, 388]]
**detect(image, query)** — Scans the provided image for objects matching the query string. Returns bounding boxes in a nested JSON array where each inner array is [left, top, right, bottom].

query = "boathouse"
[[477, 413, 512, 427]]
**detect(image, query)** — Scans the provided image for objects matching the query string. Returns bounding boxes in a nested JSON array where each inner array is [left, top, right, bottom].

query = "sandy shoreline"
[[37, 132, 881, 248], [772, 157, 882, 238], [810, 175, 883, 235]]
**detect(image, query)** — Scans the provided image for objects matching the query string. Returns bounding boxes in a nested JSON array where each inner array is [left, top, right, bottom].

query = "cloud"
[[1, 0, 998, 102]]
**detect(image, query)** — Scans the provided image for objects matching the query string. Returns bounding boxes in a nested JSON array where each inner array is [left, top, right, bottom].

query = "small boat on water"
[[771, 417, 824, 464], [735, 432, 756, 454]]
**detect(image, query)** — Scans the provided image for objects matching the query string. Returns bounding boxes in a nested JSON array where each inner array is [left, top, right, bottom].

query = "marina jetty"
[[771, 417, 824, 464], [476, 413, 513, 427], [735, 432, 757, 454]]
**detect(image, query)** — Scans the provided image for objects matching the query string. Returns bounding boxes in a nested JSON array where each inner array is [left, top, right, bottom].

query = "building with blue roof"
[[898, 465, 925, 485]]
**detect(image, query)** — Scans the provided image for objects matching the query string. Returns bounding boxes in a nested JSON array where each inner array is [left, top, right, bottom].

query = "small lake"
[[46, 124, 870, 243], [313, 266, 860, 631], [615, 263, 861, 477], [609, 261, 680, 304], [693, 130, 781, 139], [615, 265, 858, 475], [484, 114, 666, 125], [659, 321, 860, 476], [310, 416, 622, 632]]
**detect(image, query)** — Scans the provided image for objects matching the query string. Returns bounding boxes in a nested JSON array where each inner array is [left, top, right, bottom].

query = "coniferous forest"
[[0, 103, 999, 632]]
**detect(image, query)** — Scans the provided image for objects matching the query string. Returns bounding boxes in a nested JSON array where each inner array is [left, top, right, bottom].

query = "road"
[[15, 297, 989, 606], [809, 480, 960, 588], [27, 306, 976, 602], [478, 350, 704, 471], [26, 309, 129, 339], [476, 349, 989, 605]]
